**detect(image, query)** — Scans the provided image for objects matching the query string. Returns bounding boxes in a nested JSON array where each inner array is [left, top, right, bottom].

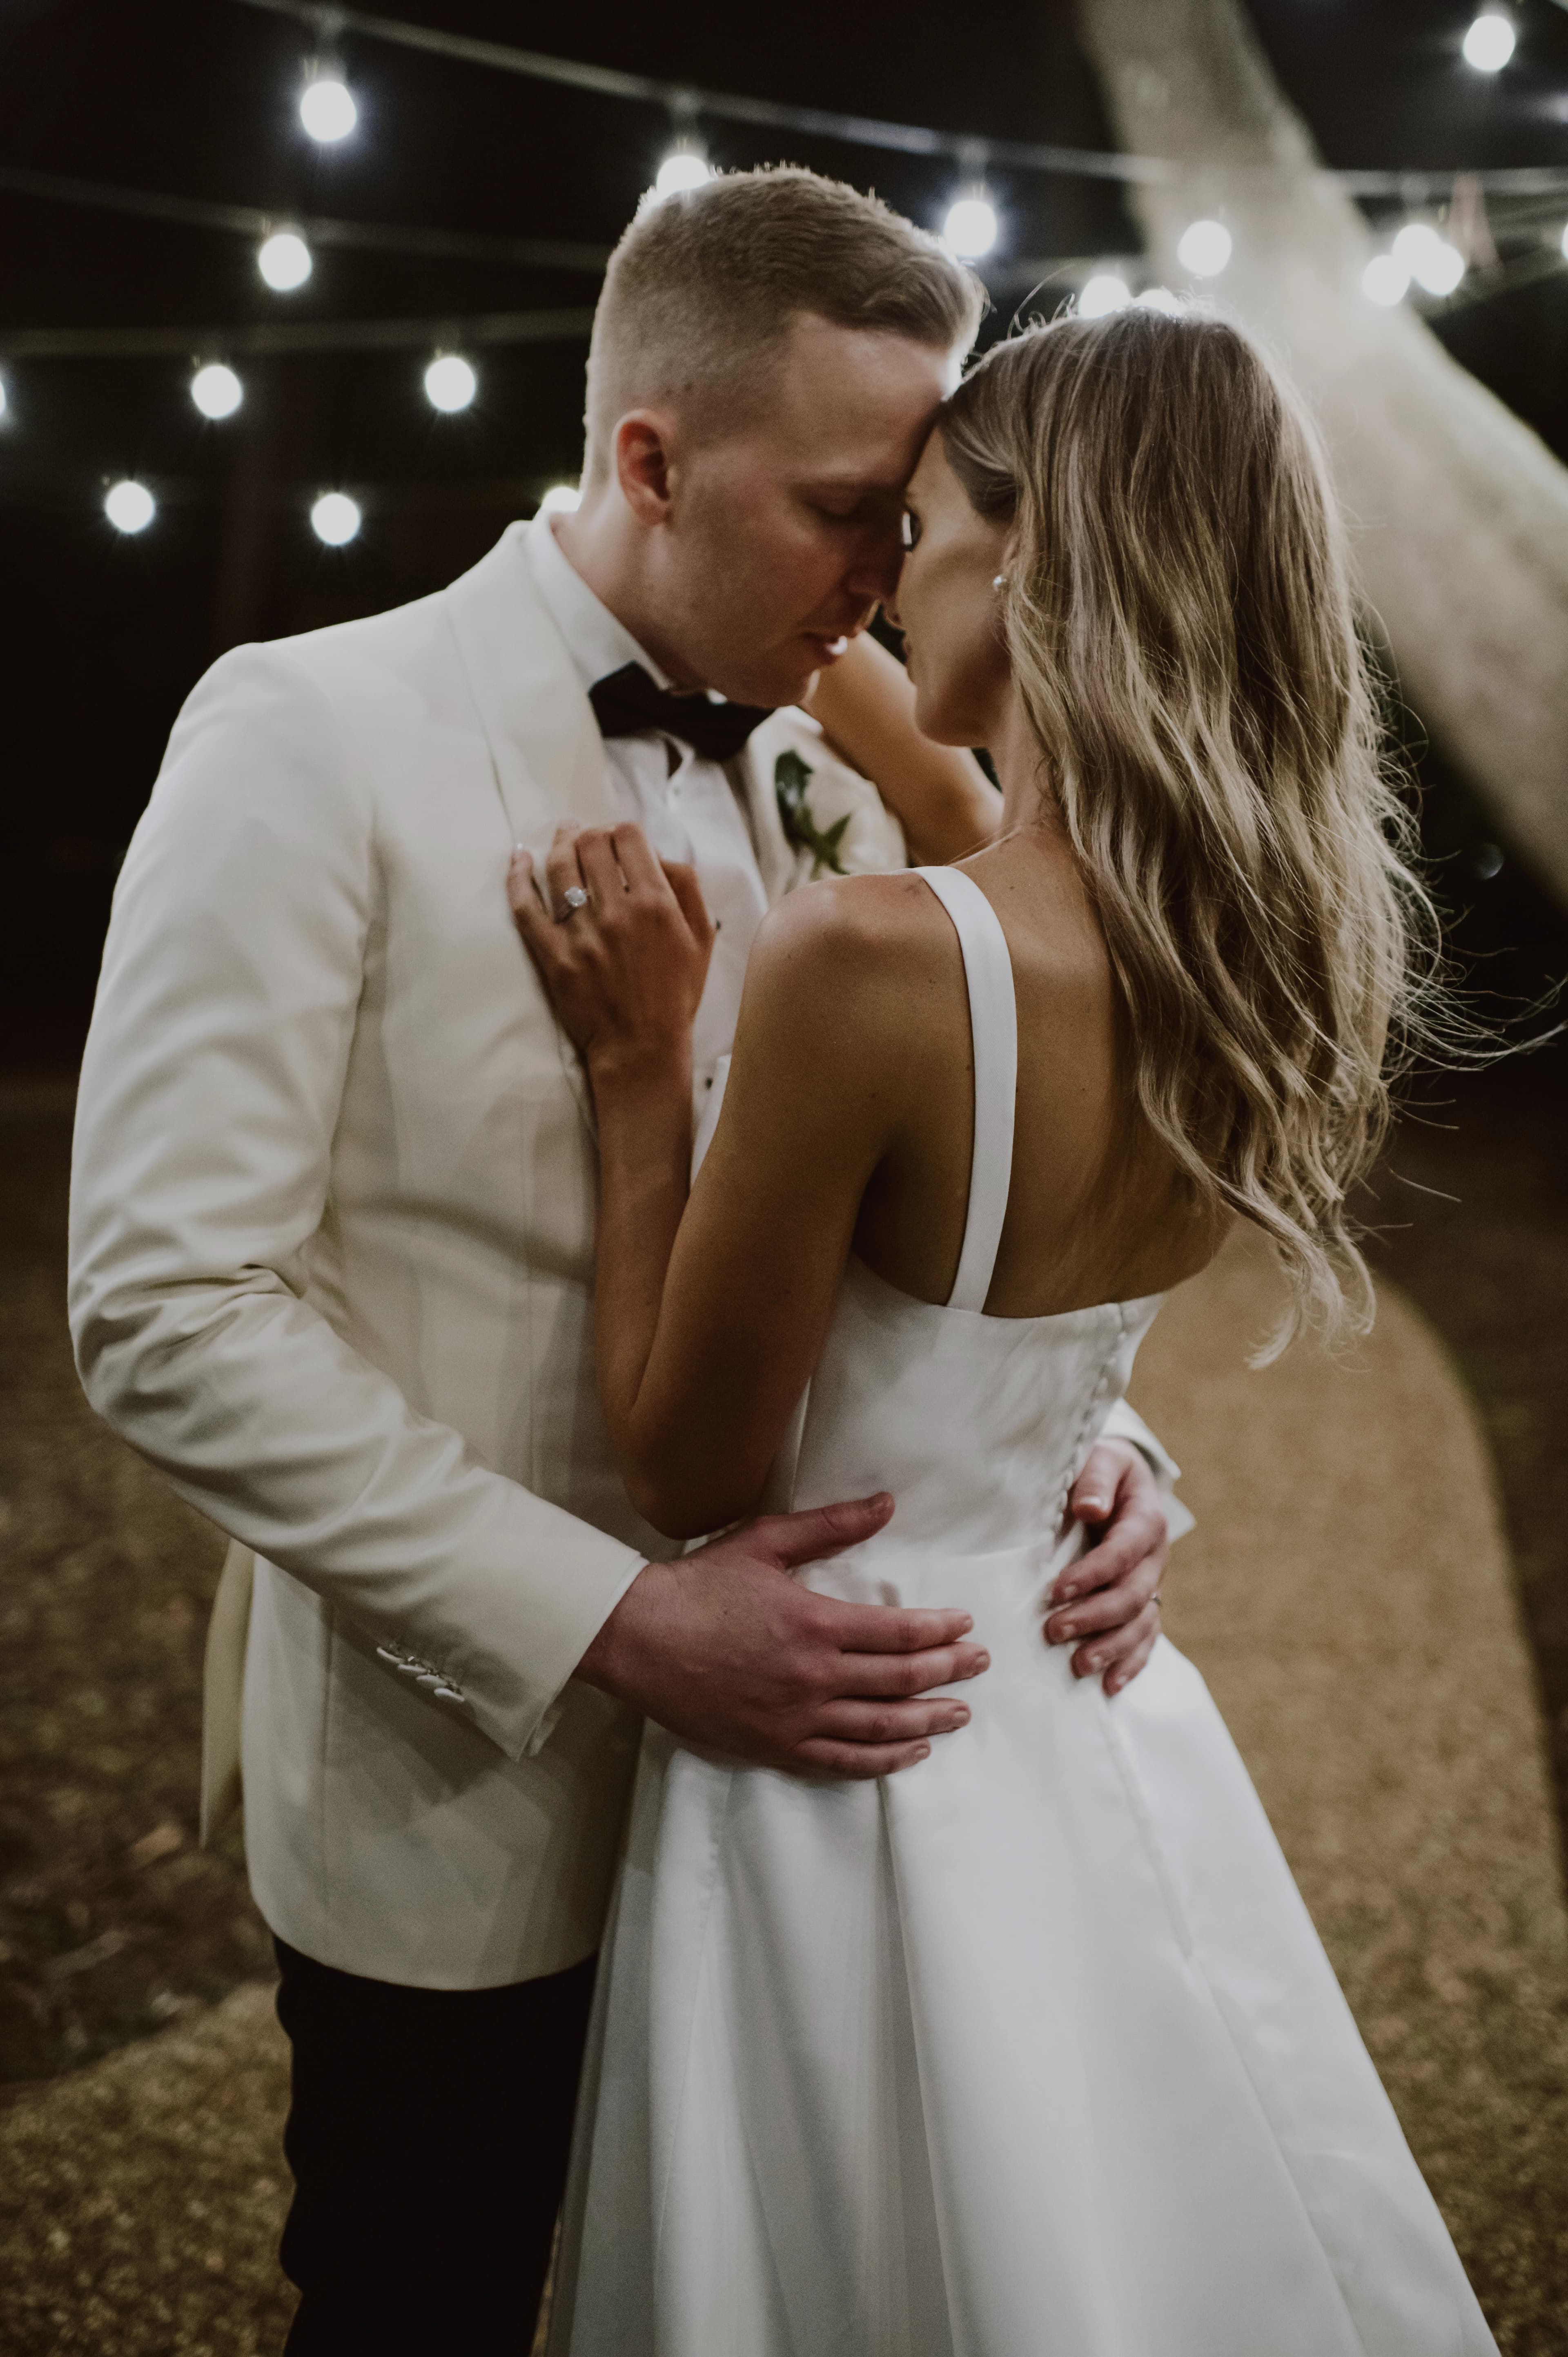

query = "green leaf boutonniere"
[[775, 749, 851, 879]]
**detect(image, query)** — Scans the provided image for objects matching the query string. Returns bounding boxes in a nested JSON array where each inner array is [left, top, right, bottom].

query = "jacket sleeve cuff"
[[446, 1504, 648, 1762], [519, 1555, 649, 1761]]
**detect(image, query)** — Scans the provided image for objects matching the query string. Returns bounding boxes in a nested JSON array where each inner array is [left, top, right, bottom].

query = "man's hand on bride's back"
[[509, 821, 714, 1080], [575, 1495, 991, 1779], [1047, 1441, 1169, 1695]]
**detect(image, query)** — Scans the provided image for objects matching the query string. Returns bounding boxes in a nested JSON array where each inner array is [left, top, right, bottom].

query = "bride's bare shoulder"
[[749, 868, 957, 982], [735, 870, 965, 1076]]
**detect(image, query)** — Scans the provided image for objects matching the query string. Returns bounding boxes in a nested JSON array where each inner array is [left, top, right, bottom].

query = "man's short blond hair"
[[582, 165, 985, 485]]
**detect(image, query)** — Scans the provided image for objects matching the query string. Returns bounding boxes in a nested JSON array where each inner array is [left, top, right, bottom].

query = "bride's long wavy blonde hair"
[[939, 309, 1432, 1350]]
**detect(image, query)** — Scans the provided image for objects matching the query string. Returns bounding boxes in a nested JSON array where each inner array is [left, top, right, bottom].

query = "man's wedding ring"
[[560, 885, 590, 917]]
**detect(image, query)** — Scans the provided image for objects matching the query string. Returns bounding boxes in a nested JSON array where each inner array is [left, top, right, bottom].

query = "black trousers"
[[274, 1936, 597, 2355]]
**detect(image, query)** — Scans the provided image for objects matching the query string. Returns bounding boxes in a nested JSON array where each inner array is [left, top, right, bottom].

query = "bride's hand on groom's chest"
[[508, 819, 716, 1081]]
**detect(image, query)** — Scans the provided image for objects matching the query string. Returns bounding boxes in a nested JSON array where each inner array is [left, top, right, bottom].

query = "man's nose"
[[845, 527, 905, 609]]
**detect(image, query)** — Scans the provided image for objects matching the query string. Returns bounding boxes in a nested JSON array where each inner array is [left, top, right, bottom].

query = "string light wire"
[[220, 0, 1568, 200], [0, 0, 1563, 522]]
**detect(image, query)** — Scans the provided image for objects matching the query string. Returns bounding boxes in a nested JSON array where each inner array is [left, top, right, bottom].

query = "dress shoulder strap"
[[915, 867, 1018, 1313]]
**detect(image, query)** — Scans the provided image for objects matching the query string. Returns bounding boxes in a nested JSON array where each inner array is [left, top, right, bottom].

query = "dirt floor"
[[1134, 1226, 1568, 2352], [1, 1073, 1566, 2352], [0, 1088, 265, 2092], [1361, 1049, 1568, 1853]]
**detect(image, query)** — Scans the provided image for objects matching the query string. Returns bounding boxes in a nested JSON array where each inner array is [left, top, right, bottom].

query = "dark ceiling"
[[2, 0, 1566, 1030]]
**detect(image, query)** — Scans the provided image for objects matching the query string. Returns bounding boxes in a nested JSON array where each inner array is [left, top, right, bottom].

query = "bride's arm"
[[804, 630, 1000, 865], [512, 822, 1175, 1696], [511, 825, 928, 1540]]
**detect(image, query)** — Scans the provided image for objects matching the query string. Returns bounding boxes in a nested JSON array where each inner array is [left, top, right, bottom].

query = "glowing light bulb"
[[105, 480, 155, 534], [311, 491, 361, 546], [1134, 285, 1183, 314], [1079, 273, 1131, 319], [655, 147, 711, 199], [258, 231, 312, 292], [1361, 253, 1410, 306], [191, 362, 243, 419], [1420, 239, 1466, 295], [539, 484, 581, 515], [301, 71, 357, 142], [943, 192, 998, 261], [1176, 219, 1232, 277], [1392, 223, 1439, 273], [424, 354, 477, 413], [1462, 12, 1515, 71], [1392, 222, 1465, 296]]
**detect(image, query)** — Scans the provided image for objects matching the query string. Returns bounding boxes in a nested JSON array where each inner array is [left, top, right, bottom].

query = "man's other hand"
[[1045, 1441, 1169, 1696]]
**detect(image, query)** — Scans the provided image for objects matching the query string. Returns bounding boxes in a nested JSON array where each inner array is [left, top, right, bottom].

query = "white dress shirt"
[[525, 516, 769, 1111]]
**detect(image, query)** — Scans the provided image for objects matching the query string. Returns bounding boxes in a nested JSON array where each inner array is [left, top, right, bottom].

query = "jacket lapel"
[[443, 521, 618, 852], [443, 522, 616, 1131]]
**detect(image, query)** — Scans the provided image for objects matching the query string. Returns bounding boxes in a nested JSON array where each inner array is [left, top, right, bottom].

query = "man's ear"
[[614, 410, 680, 528]]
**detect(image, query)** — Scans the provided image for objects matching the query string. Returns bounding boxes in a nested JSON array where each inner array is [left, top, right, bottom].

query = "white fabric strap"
[[916, 867, 1018, 1313]]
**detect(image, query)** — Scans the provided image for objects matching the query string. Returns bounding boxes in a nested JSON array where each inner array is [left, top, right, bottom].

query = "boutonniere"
[[775, 749, 851, 878]]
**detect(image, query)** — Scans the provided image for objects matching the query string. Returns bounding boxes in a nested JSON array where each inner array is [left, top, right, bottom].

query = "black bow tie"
[[588, 662, 773, 765]]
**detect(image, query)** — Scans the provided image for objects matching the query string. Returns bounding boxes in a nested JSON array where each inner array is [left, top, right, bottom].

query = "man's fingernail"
[[1079, 1495, 1106, 1514], [1084, 1650, 1105, 1672], [915, 1743, 931, 1761], [1055, 1582, 1078, 1603], [1054, 1620, 1078, 1641]]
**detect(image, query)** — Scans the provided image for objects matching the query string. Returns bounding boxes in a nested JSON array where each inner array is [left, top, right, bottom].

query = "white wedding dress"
[[548, 867, 1496, 2357]]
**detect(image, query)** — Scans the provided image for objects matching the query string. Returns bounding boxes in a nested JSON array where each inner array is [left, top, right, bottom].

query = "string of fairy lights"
[[4, 2, 1567, 549]]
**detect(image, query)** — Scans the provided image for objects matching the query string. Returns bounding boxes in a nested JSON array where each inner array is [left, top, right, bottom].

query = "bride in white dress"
[[512, 308, 1496, 2355]]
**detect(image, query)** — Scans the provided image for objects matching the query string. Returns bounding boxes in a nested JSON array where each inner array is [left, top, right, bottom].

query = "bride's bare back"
[[845, 832, 1225, 1320]]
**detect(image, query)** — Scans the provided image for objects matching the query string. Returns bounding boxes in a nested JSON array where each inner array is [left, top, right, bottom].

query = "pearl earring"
[[991, 573, 1007, 590]]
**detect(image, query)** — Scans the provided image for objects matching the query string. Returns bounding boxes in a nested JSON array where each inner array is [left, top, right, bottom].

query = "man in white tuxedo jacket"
[[69, 168, 1180, 2352]]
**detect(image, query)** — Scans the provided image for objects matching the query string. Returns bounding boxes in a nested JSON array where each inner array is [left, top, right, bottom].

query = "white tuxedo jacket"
[[69, 523, 1178, 1990]]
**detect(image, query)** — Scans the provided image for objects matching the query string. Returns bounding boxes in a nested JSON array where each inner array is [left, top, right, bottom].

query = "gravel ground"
[[1, 1216, 1564, 2352], [1134, 1227, 1568, 2351], [1363, 1054, 1568, 1858], [0, 1098, 267, 2089], [0, 1984, 293, 2356]]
